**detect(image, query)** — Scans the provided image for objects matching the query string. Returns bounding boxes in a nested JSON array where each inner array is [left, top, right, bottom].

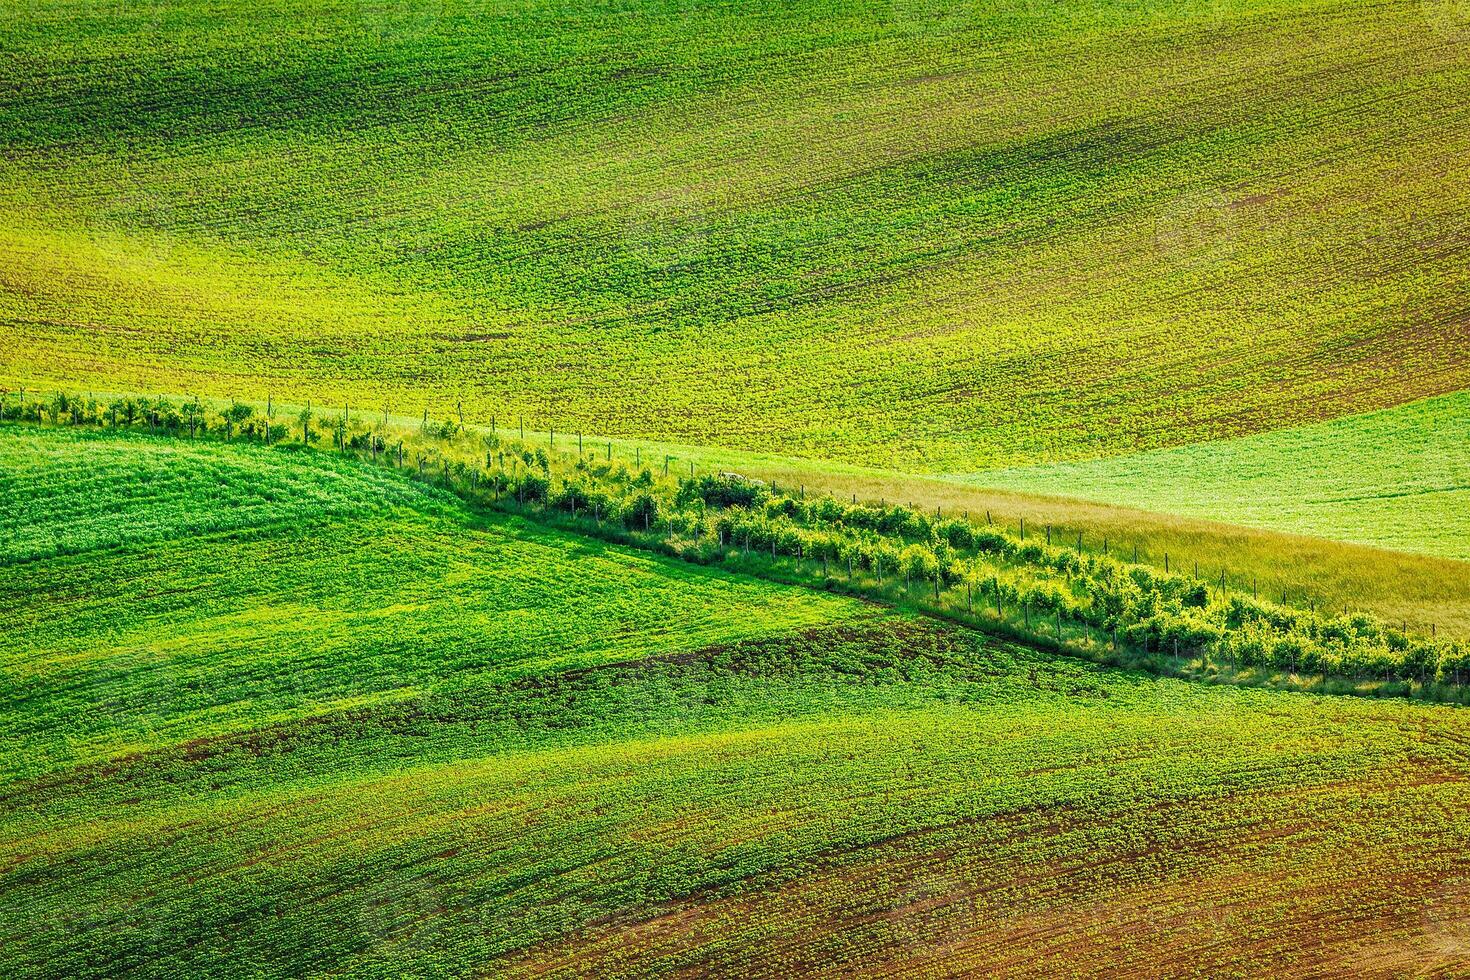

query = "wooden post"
[[966, 581, 972, 613], [1046, 525, 1051, 546], [1020, 518, 1025, 540]]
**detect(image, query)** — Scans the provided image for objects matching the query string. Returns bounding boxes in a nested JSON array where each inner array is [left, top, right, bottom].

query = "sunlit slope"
[[0, 426, 872, 783], [4, 0, 1469, 468], [970, 389, 1470, 562]]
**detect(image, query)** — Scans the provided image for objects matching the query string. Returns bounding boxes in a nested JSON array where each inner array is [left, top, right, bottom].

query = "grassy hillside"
[[4, 428, 1470, 978], [971, 389, 1470, 561], [0, 426, 873, 783], [4, 0, 1469, 470]]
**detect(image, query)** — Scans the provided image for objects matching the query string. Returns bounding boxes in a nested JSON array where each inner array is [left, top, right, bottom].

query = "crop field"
[[972, 389, 1470, 562], [4, 0, 1470, 474], [7, 0, 1470, 974], [6, 428, 1470, 979], [0, 425, 873, 783]]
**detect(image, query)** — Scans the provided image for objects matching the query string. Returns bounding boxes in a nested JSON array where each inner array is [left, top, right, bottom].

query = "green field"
[[7, 0, 1470, 974], [970, 389, 1470, 562], [6, 427, 1470, 978], [4, 0, 1469, 472], [0, 426, 871, 783]]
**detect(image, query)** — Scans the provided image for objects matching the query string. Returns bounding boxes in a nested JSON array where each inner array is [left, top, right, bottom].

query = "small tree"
[[224, 403, 253, 442]]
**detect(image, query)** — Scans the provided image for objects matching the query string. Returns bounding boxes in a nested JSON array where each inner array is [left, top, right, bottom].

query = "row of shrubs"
[[10, 391, 1469, 693], [485, 468, 1469, 687]]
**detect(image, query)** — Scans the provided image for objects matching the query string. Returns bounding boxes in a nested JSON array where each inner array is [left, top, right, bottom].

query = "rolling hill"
[[3, 0, 1469, 472], [6, 0, 1470, 974], [5, 425, 1470, 978]]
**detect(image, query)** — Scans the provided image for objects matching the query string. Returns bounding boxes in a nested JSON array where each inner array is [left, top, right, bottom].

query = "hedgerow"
[[10, 391, 1466, 699]]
